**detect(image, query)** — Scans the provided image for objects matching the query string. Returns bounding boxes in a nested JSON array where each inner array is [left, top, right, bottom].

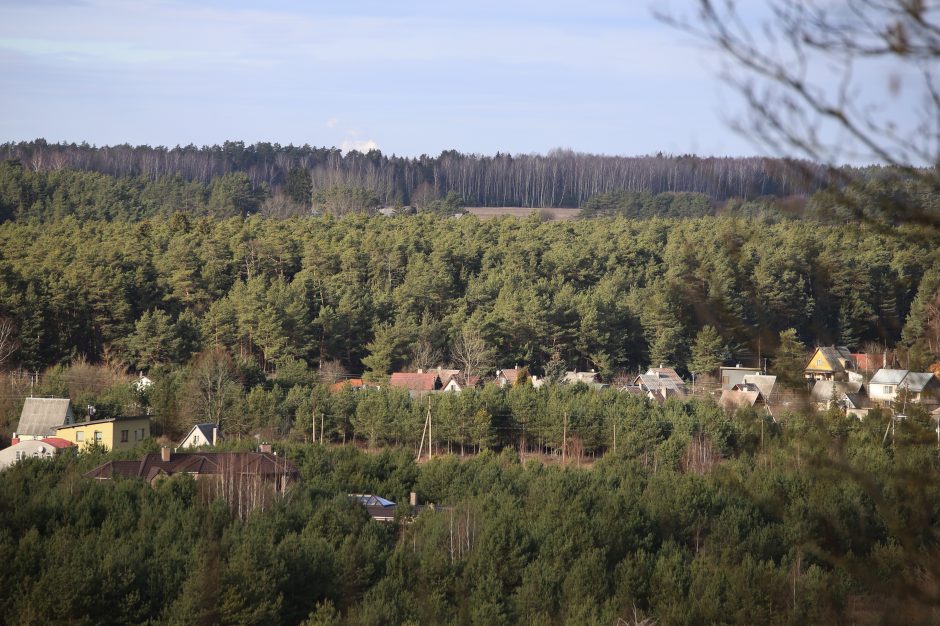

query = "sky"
[[0, 0, 923, 160]]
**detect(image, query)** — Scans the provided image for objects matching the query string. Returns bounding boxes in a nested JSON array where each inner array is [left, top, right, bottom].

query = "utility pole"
[[613, 421, 617, 455], [320, 413, 325, 444], [417, 396, 432, 462]]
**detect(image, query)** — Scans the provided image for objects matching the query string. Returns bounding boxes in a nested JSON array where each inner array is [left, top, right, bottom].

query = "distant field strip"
[[466, 207, 580, 221]]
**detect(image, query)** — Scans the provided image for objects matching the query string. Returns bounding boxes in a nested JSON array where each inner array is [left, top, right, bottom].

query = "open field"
[[466, 206, 580, 220]]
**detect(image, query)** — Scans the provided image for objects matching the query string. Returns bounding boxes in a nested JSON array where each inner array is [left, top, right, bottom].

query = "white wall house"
[[178, 423, 221, 449]]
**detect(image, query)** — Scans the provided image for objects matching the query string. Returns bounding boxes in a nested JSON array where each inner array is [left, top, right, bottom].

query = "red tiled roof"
[[330, 378, 365, 393], [498, 369, 521, 384], [39, 437, 75, 449], [389, 372, 441, 391]]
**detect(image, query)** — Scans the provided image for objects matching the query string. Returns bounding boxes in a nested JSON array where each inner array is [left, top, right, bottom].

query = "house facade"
[[804, 346, 858, 382], [719, 365, 764, 390], [0, 438, 74, 471], [868, 369, 940, 407], [54, 416, 151, 451], [13, 397, 75, 442], [178, 423, 221, 449]]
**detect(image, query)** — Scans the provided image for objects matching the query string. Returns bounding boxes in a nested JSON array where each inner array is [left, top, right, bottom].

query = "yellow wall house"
[[54, 416, 151, 451], [804, 346, 857, 382]]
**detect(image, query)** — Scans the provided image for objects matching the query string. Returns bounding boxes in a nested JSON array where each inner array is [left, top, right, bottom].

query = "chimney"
[[259, 443, 272, 454], [160, 446, 171, 462], [410, 491, 418, 506], [212, 427, 218, 446]]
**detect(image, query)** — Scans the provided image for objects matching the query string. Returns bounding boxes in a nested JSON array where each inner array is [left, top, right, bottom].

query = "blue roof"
[[349, 494, 396, 507]]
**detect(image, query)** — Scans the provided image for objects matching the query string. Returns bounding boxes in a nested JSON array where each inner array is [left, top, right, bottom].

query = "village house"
[[328, 378, 369, 393], [53, 415, 151, 451], [85, 445, 298, 490], [809, 380, 869, 418], [868, 369, 940, 408], [741, 374, 777, 400], [0, 437, 74, 471], [442, 374, 482, 392], [496, 368, 524, 387], [12, 397, 75, 442], [349, 492, 439, 522], [634, 372, 684, 398], [804, 346, 859, 382], [719, 365, 764, 390], [718, 389, 767, 412], [178, 423, 222, 449], [388, 372, 442, 395], [564, 370, 605, 389]]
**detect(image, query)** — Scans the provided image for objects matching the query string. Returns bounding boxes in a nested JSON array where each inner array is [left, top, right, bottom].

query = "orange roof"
[[329, 378, 365, 393], [389, 372, 441, 391]]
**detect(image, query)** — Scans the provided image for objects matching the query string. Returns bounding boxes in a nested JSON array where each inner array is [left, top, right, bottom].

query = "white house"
[[868, 369, 940, 407], [178, 423, 221, 449], [0, 437, 74, 471]]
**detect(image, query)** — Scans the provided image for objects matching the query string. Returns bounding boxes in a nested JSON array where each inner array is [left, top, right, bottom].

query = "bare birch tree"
[[0, 317, 19, 371], [451, 326, 493, 384]]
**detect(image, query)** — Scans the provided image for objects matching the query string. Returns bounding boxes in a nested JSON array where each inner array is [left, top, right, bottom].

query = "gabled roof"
[[16, 398, 74, 437], [443, 374, 481, 390], [644, 367, 684, 386], [810, 380, 865, 403], [180, 423, 219, 447], [634, 374, 682, 393], [870, 369, 909, 386], [718, 389, 765, 410], [901, 372, 938, 393], [85, 451, 298, 481], [350, 494, 396, 507], [389, 372, 441, 391], [497, 368, 522, 384], [742, 374, 776, 398], [805, 346, 855, 373], [564, 371, 601, 385]]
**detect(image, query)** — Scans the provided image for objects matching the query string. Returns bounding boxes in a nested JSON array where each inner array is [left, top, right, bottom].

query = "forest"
[[0, 140, 892, 210], [0, 151, 938, 624], [1, 406, 938, 625]]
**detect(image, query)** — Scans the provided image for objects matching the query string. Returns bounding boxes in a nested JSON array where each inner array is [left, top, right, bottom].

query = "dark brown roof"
[[85, 451, 299, 482]]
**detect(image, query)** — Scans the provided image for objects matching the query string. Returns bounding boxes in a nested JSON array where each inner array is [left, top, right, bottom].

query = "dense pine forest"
[[1, 414, 939, 625], [1, 147, 940, 625]]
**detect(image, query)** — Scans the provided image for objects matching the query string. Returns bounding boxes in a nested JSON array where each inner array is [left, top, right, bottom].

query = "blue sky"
[[0, 0, 921, 160]]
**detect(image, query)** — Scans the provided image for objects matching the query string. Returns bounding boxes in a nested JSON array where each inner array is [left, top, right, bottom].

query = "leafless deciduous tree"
[[659, 1, 940, 228], [451, 327, 494, 384], [662, 1, 940, 165], [187, 348, 241, 430], [409, 337, 444, 372], [318, 359, 349, 385], [0, 317, 18, 370]]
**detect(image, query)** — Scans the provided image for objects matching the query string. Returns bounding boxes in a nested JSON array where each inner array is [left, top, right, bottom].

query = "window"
[[76, 431, 84, 442], [15, 451, 21, 461], [121, 430, 128, 442], [94, 431, 102, 442], [193, 434, 200, 445], [816, 359, 822, 367], [884, 386, 894, 395], [135, 428, 145, 441]]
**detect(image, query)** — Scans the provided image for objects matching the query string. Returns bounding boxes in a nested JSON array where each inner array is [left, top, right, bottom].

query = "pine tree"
[[688, 325, 726, 376]]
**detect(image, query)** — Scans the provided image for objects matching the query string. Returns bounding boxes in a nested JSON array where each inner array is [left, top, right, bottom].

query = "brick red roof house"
[[388, 372, 442, 392]]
